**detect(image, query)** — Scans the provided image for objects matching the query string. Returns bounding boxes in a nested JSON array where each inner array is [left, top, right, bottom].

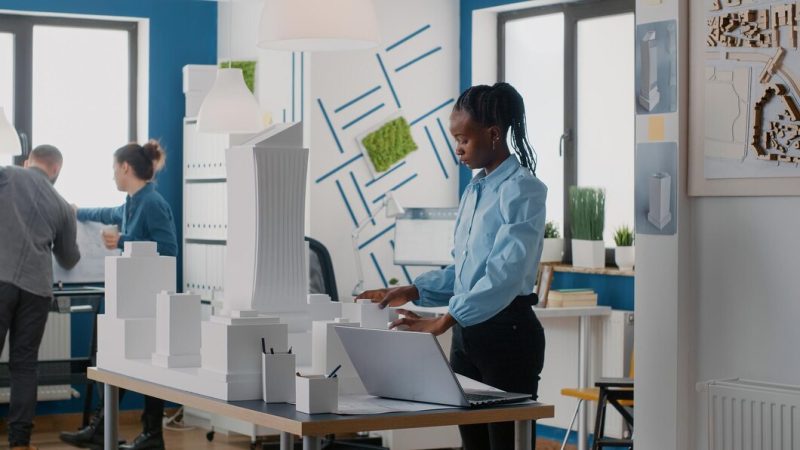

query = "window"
[[500, 0, 635, 257], [0, 14, 137, 207]]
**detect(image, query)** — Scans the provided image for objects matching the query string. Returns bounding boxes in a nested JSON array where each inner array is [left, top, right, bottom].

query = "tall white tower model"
[[639, 30, 660, 111], [647, 172, 672, 230]]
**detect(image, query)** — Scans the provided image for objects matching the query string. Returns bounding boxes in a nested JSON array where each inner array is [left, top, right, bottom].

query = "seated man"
[[0, 145, 80, 450]]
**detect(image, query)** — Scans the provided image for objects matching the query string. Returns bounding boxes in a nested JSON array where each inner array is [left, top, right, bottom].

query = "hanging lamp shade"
[[258, 0, 380, 52], [0, 107, 21, 156], [197, 68, 263, 133]]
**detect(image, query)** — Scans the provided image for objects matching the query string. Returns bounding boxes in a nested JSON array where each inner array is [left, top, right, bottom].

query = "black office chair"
[[306, 236, 339, 302]]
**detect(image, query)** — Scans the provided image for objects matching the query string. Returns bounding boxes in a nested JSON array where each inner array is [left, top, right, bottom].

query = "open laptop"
[[335, 326, 532, 408]]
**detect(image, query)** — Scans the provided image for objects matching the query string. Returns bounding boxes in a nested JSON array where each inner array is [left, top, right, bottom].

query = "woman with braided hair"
[[358, 82, 547, 449]]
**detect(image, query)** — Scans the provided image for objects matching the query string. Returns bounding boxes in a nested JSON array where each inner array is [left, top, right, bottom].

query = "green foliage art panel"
[[361, 117, 418, 172]]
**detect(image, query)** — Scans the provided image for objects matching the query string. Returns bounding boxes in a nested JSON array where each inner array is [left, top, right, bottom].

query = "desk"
[[401, 304, 611, 450], [88, 368, 554, 450]]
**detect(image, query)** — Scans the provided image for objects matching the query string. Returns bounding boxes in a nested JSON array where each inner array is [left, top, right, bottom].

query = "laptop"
[[334, 326, 532, 408]]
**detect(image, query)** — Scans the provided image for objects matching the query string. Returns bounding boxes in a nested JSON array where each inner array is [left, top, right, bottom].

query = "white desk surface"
[[397, 304, 612, 319]]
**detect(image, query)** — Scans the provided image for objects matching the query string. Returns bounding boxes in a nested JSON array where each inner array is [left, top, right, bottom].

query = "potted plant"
[[614, 225, 635, 271], [569, 186, 605, 268], [541, 221, 564, 263]]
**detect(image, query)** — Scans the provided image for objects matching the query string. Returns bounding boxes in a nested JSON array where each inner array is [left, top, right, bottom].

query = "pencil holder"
[[295, 374, 338, 414], [262, 352, 296, 403]]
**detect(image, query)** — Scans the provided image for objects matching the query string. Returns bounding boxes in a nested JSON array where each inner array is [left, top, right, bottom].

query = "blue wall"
[[0, 0, 216, 416]]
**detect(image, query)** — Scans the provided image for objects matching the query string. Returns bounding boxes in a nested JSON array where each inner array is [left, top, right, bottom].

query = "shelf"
[[184, 177, 227, 183], [184, 238, 227, 245], [544, 263, 634, 277]]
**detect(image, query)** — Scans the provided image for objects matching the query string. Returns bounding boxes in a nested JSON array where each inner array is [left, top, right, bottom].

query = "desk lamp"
[[351, 192, 404, 296]]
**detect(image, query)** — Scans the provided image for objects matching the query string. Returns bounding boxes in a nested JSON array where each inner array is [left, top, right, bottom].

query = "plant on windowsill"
[[541, 220, 564, 263], [569, 186, 605, 269], [613, 225, 635, 271]]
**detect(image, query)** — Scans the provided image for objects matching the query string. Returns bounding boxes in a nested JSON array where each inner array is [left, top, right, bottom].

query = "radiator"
[[0, 312, 74, 403], [700, 379, 800, 450]]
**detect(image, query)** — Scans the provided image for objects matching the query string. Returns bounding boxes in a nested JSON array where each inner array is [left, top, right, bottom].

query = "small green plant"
[[614, 225, 634, 247], [544, 221, 561, 239], [388, 278, 399, 286], [569, 187, 605, 241]]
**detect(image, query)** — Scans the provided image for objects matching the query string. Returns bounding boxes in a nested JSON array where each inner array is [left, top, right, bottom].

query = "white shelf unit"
[[182, 118, 247, 302]]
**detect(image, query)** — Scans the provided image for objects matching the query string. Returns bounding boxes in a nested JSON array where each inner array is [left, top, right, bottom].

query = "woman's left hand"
[[391, 310, 457, 336]]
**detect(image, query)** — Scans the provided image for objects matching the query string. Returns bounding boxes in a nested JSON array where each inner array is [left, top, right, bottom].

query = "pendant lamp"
[[0, 107, 21, 156], [258, 0, 380, 52]]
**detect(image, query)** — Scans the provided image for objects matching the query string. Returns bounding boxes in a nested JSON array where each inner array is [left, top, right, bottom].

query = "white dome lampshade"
[[0, 107, 21, 156], [258, 0, 380, 52], [197, 68, 263, 134]]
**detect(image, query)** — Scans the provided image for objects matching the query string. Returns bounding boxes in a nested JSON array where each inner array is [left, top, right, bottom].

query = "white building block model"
[[223, 123, 309, 316], [105, 242, 175, 319], [639, 30, 661, 111], [648, 172, 672, 230], [152, 291, 202, 368], [308, 294, 342, 322], [341, 299, 394, 329], [311, 319, 364, 394]]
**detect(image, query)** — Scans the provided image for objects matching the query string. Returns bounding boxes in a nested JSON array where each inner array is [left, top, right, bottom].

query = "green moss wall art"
[[220, 60, 256, 93], [360, 117, 418, 173]]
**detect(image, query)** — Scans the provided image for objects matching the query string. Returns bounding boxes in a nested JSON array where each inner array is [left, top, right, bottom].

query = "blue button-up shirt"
[[77, 183, 178, 257], [413, 156, 547, 327]]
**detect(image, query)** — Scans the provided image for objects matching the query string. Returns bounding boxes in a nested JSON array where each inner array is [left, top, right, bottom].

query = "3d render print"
[[635, 142, 677, 236], [636, 20, 677, 115], [702, 1, 800, 181]]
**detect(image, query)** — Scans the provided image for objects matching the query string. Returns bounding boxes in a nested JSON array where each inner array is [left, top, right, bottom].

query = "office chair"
[[306, 236, 339, 302]]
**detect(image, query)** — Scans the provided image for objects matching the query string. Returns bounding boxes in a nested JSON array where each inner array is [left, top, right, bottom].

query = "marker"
[[270, 347, 275, 355], [326, 364, 342, 379], [261, 338, 266, 354], [288, 346, 293, 354]]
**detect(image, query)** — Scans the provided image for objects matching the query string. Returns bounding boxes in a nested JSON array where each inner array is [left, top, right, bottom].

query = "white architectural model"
[[341, 298, 395, 329], [639, 30, 661, 111], [311, 319, 364, 394], [648, 172, 672, 230], [152, 291, 202, 368]]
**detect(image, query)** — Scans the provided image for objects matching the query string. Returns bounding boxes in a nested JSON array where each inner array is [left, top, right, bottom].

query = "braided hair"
[[453, 82, 537, 176]]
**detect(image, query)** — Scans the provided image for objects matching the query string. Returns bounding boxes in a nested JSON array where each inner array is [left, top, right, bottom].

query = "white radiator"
[[700, 379, 800, 450], [0, 312, 74, 403]]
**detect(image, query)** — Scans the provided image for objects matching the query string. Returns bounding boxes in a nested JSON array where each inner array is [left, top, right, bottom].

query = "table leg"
[[280, 432, 294, 450], [104, 383, 119, 450], [302, 435, 320, 450], [578, 315, 591, 450], [515, 419, 532, 450]]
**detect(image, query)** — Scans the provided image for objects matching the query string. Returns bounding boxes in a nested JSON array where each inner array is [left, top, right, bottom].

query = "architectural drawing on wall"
[[636, 20, 677, 115], [639, 31, 661, 111], [636, 143, 677, 236], [702, 1, 800, 180]]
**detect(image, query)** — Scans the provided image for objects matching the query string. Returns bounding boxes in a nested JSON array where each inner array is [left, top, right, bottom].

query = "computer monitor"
[[393, 207, 457, 266]]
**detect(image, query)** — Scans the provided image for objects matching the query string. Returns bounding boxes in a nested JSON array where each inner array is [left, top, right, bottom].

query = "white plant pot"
[[615, 246, 635, 271], [541, 238, 564, 263], [571, 239, 605, 269]]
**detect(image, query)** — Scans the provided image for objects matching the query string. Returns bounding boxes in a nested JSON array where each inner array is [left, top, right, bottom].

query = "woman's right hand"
[[356, 285, 420, 309]]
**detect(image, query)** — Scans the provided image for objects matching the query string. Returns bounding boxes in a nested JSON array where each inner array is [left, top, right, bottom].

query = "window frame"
[[498, 0, 635, 264], [0, 13, 138, 165]]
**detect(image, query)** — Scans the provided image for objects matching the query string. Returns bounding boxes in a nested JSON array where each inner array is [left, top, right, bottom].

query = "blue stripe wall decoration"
[[386, 24, 431, 52]]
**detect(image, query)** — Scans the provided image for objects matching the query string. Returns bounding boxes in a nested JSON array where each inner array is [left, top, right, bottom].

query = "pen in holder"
[[261, 340, 296, 403], [295, 372, 338, 414]]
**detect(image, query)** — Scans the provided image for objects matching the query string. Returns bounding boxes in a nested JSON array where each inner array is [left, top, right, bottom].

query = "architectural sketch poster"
[[704, 0, 800, 179]]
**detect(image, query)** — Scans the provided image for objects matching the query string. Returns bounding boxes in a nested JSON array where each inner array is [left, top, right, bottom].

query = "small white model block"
[[201, 316, 288, 378], [262, 352, 296, 403], [341, 299, 393, 329], [307, 294, 342, 322], [97, 315, 155, 360], [311, 319, 364, 394], [105, 242, 175, 319], [648, 172, 672, 230], [152, 291, 202, 368], [295, 375, 338, 414]]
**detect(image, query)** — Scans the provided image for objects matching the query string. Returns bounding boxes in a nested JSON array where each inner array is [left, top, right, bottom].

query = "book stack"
[[547, 289, 598, 308]]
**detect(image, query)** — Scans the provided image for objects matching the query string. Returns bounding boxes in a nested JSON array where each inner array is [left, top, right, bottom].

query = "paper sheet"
[[335, 395, 452, 415]]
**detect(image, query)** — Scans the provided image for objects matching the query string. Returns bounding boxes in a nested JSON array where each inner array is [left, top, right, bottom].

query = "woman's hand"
[[390, 310, 457, 336], [101, 228, 120, 250], [356, 285, 420, 309]]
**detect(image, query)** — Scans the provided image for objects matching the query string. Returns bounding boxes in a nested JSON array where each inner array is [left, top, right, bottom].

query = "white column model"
[[647, 172, 672, 230], [639, 30, 660, 111], [152, 291, 202, 368]]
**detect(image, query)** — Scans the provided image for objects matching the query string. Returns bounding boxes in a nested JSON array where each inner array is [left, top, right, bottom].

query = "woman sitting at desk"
[[358, 82, 547, 450], [61, 140, 177, 450]]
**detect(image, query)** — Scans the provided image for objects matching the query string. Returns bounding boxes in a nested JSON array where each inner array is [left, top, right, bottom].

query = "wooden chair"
[[559, 353, 634, 450]]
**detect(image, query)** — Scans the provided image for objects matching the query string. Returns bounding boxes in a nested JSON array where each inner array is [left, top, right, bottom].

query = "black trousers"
[[0, 282, 52, 446], [450, 296, 546, 450]]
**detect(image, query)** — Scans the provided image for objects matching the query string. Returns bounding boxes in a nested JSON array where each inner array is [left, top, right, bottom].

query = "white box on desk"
[[341, 299, 393, 329], [295, 375, 337, 414], [261, 352, 296, 403]]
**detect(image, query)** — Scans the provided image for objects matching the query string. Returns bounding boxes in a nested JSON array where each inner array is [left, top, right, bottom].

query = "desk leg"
[[104, 383, 119, 450], [515, 420, 532, 450], [280, 432, 294, 450], [302, 435, 320, 450], [578, 315, 591, 450]]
